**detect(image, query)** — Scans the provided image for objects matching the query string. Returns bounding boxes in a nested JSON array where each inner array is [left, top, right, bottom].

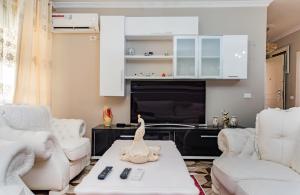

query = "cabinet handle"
[[120, 135, 134, 138], [227, 75, 238, 78], [201, 135, 218, 138]]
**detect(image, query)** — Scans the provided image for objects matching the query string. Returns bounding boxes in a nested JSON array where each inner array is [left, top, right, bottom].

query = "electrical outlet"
[[243, 93, 252, 99]]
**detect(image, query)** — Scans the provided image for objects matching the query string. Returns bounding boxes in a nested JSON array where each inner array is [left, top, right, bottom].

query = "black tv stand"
[[92, 124, 227, 159], [145, 123, 197, 128]]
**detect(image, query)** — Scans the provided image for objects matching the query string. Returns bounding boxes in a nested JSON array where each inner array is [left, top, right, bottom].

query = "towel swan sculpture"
[[121, 115, 160, 164]]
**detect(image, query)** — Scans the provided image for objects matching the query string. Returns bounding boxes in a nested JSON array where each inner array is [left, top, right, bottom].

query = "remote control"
[[130, 168, 144, 181], [98, 166, 113, 180], [120, 168, 131, 179]]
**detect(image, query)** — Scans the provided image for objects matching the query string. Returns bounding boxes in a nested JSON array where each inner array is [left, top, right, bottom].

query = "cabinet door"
[[222, 35, 248, 79], [173, 36, 198, 78], [125, 17, 198, 36], [99, 16, 125, 96], [199, 36, 222, 78], [175, 130, 221, 157]]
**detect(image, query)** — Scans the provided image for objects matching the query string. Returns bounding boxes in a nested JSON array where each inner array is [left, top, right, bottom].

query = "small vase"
[[230, 116, 238, 128], [103, 106, 113, 127], [212, 117, 219, 128], [103, 116, 112, 127]]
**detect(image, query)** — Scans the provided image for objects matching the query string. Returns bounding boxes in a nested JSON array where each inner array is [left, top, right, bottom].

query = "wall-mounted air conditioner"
[[52, 13, 99, 33]]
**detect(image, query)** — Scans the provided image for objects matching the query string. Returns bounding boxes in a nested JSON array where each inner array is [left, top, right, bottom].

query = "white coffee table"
[[75, 140, 199, 195]]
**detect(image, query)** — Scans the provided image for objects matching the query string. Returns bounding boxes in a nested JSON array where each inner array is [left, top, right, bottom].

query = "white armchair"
[[212, 108, 300, 195], [0, 105, 91, 195], [0, 139, 34, 195], [217, 128, 258, 159]]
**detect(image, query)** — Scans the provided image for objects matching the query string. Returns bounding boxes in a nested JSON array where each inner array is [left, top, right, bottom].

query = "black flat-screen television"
[[130, 81, 206, 124]]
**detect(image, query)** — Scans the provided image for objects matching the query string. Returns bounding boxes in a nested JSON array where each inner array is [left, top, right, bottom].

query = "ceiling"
[[53, 0, 273, 8], [54, 0, 299, 41], [267, 0, 300, 42]]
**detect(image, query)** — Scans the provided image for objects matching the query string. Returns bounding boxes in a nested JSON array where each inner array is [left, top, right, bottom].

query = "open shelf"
[[125, 76, 174, 80], [125, 55, 173, 60]]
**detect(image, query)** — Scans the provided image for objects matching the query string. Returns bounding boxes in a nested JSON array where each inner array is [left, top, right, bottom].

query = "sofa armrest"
[[0, 126, 56, 161], [0, 139, 34, 184], [51, 118, 86, 141], [218, 128, 258, 159]]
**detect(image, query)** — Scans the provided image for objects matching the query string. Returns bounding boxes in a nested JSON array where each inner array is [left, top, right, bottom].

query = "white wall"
[[51, 7, 267, 137]]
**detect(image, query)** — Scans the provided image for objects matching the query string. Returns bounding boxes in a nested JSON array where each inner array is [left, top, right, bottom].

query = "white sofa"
[[0, 105, 91, 195], [0, 139, 34, 195], [212, 108, 300, 195]]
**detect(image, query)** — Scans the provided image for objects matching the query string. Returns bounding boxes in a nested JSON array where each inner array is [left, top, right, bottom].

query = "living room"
[[1, 0, 300, 195]]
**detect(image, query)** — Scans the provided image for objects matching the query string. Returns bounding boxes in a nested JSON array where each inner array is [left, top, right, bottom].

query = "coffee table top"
[[75, 140, 198, 195]]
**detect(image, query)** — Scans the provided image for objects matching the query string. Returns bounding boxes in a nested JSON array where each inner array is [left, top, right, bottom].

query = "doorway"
[[296, 51, 300, 106], [265, 46, 289, 109]]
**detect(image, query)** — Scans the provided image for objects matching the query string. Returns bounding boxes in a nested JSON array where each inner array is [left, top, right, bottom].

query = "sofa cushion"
[[60, 138, 90, 161], [236, 180, 300, 195], [0, 105, 51, 131], [256, 108, 300, 169], [212, 157, 300, 194]]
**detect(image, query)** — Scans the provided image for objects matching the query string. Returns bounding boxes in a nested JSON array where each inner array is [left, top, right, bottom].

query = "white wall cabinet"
[[173, 36, 198, 78], [99, 16, 248, 94], [222, 35, 248, 79], [99, 16, 125, 96], [173, 35, 247, 79], [125, 17, 198, 36], [199, 36, 222, 78]]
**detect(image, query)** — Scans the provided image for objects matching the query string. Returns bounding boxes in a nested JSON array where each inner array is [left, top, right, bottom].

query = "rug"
[[191, 175, 206, 195], [35, 159, 215, 195]]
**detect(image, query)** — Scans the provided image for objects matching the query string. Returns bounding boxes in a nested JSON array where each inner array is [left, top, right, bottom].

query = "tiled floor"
[[35, 159, 216, 195]]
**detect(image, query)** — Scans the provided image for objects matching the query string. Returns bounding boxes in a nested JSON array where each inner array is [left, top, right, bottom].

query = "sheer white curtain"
[[14, 0, 52, 106], [0, 0, 24, 103]]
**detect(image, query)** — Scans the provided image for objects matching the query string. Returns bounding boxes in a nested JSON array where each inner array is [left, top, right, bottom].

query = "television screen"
[[130, 81, 205, 124]]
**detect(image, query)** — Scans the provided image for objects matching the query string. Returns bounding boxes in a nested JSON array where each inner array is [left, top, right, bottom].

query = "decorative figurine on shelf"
[[212, 117, 219, 128], [230, 116, 238, 128], [127, 48, 135, 55], [121, 115, 160, 164], [103, 106, 113, 127], [222, 111, 230, 128]]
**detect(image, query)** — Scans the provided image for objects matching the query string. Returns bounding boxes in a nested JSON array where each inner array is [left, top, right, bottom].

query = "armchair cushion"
[[0, 105, 51, 131], [213, 157, 300, 194], [256, 107, 300, 170], [60, 138, 90, 161], [51, 118, 86, 141], [0, 126, 55, 161], [218, 128, 258, 159], [0, 139, 34, 195], [236, 180, 300, 195]]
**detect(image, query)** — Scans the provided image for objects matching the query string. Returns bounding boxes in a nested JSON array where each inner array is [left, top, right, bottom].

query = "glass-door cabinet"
[[199, 36, 222, 78], [173, 36, 198, 78]]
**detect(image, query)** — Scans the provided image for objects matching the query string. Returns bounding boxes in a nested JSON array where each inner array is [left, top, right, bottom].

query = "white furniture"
[[99, 16, 198, 96], [222, 35, 248, 79], [0, 105, 91, 195], [99, 16, 125, 96], [125, 17, 198, 36], [211, 108, 300, 195], [99, 16, 248, 96], [0, 139, 34, 195], [75, 140, 199, 195], [199, 36, 222, 78], [174, 36, 198, 78]]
